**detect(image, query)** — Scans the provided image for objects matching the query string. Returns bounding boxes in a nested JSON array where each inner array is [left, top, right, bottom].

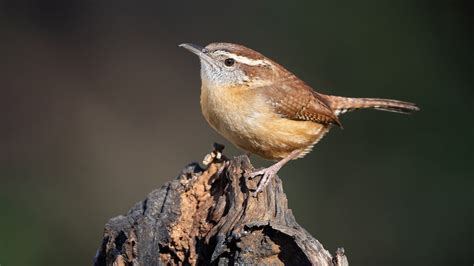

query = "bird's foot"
[[247, 164, 281, 197]]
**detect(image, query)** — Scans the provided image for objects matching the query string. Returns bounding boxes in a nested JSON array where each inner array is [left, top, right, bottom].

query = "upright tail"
[[324, 95, 420, 115]]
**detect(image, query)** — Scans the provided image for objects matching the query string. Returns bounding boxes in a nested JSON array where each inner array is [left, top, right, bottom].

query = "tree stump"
[[94, 144, 348, 266]]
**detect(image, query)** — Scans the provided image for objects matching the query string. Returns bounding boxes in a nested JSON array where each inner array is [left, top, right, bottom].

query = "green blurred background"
[[1, 0, 472, 265]]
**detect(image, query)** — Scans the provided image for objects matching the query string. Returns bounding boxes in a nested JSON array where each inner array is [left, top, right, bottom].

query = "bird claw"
[[247, 167, 278, 197], [246, 169, 264, 179]]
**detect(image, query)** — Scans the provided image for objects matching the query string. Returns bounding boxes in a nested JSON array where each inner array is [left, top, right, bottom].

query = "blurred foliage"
[[0, 0, 472, 265]]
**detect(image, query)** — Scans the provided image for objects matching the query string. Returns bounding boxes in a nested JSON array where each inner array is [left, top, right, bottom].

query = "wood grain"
[[94, 144, 348, 266]]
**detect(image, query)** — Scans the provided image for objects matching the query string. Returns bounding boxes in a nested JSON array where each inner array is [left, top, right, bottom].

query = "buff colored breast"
[[200, 85, 328, 160]]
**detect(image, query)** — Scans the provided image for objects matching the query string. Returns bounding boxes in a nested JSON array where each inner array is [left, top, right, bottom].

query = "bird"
[[179, 42, 419, 196]]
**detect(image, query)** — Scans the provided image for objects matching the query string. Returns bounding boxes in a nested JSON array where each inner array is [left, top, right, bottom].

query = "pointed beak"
[[179, 43, 215, 66]]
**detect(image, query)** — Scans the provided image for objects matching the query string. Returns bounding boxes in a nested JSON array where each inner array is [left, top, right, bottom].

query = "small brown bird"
[[180, 42, 419, 195]]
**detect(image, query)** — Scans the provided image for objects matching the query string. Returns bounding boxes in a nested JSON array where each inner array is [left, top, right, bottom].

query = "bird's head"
[[180, 42, 278, 89]]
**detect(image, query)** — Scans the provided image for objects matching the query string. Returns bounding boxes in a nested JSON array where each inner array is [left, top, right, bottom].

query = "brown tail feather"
[[324, 95, 420, 115]]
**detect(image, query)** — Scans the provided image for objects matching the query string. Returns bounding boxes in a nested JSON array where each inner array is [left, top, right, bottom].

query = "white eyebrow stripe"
[[213, 51, 270, 66]]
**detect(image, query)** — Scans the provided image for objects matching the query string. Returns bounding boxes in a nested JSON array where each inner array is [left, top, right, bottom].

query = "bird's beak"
[[179, 43, 215, 66]]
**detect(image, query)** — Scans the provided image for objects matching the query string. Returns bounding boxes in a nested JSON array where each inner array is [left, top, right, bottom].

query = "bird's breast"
[[200, 85, 328, 160]]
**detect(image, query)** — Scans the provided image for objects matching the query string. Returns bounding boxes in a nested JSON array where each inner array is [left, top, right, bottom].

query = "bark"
[[94, 144, 348, 266]]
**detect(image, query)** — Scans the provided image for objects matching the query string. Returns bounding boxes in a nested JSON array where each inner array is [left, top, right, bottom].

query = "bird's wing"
[[257, 75, 342, 127]]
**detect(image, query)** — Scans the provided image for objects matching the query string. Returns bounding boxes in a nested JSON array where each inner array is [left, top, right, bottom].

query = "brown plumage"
[[258, 77, 342, 127], [323, 95, 420, 115], [180, 42, 420, 195]]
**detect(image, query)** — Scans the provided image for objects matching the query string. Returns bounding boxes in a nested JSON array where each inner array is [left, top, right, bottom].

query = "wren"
[[180, 42, 419, 196]]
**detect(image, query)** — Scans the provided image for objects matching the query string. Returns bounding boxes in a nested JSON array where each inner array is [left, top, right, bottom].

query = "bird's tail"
[[324, 95, 420, 115]]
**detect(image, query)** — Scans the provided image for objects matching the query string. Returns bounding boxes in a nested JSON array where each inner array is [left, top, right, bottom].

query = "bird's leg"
[[248, 149, 302, 196]]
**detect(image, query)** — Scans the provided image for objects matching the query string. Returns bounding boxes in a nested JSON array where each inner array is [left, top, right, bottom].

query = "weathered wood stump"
[[94, 144, 348, 265]]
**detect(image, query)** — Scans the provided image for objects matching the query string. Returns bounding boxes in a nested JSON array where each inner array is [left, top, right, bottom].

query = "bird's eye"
[[224, 58, 235, 67]]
